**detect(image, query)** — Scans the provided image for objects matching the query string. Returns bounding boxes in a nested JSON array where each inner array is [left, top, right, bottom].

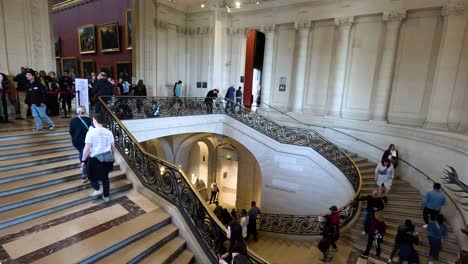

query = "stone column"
[[290, 21, 311, 112], [259, 24, 277, 106], [371, 11, 406, 122], [327, 16, 354, 117], [230, 27, 248, 88], [424, 1, 468, 130]]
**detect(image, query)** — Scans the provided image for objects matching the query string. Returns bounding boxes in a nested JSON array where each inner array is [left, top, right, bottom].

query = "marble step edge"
[[359, 203, 422, 211], [0, 173, 126, 213], [0, 145, 75, 161], [0, 165, 120, 197], [345, 233, 458, 263], [126, 229, 180, 264], [141, 237, 187, 264], [79, 218, 175, 264], [0, 134, 70, 148], [348, 228, 458, 254], [0, 161, 81, 184], [172, 250, 195, 264], [0, 130, 69, 142], [0, 181, 132, 230], [0, 150, 77, 172]]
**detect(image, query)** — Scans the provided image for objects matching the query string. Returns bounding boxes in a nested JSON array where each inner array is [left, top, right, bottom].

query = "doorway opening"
[[244, 30, 265, 108]]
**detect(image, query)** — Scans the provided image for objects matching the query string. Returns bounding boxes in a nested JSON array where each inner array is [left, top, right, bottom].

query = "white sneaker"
[[89, 189, 103, 196], [423, 224, 428, 229], [361, 231, 367, 235], [103, 197, 110, 202], [387, 258, 393, 263]]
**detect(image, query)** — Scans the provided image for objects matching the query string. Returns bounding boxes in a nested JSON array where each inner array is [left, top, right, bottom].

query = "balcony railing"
[[101, 96, 361, 240]]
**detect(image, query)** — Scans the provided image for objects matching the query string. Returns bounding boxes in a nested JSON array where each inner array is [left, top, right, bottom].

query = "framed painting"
[[61, 57, 78, 77], [125, 9, 132, 50], [98, 65, 112, 78], [77, 24, 96, 54], [114, 61, 131, 82], [98, 22, 120, 52], [80, 59, 95, 79], [54, 36, 60, 58]]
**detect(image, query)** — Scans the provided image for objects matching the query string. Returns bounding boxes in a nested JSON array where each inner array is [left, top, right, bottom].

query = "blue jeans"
[[428, 236, 441, 260], [363, 208, 374, 233], [31, 104, 54, 130]]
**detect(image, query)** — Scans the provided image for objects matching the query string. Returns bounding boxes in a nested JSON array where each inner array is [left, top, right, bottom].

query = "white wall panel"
[[271, 25, 295, 107], [389, 10, 441, 126], [342, 16, 382, 120]]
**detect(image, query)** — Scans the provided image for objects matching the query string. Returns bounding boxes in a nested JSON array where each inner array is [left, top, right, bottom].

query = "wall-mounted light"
[[201, 3, 205, 8], [160, 166, 165, 175]]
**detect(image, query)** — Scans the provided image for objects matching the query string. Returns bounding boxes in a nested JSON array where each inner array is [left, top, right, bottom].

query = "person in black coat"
[[69, 106, 93, 183], [24, 69, 55, 132], [92, 72, 113, 114], [382, 144, 399, 168], [204, 89, 219, 114]]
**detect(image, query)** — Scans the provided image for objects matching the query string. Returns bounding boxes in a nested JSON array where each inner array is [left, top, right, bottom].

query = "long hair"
[[381, 157, 391, 168]]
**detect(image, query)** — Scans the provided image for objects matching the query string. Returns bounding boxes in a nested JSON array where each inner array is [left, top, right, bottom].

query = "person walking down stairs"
[[356, 189, 384, 235], [361, 211, 386, 259], [375, 158, 394, 204]]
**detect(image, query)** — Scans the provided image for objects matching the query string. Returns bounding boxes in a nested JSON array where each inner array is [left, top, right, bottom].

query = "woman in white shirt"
[[81, 114, 115, 202], [375, 158, 394, 204], [240, 209, 249, 239]]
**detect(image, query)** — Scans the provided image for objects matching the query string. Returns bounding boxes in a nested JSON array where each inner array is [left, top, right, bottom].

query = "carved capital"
[[229, 27, 249, 37], [259, 24, 277, 34], [294, 20, 311, 31], [156, 20, 168, 30], [177, 25, 187, 34], [442, 1, 468, 16], [383, 10, 407, 22], [334, 16, 354, 27], [188, 26, 212, 36]]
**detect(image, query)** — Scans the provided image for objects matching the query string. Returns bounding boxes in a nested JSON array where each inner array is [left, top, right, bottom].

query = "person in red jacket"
[[326, 205, 340, 252], [362, 211, 386, 258]]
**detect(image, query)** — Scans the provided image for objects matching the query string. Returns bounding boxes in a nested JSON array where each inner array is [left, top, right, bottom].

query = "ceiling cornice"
[[51, 0, 95, 13]]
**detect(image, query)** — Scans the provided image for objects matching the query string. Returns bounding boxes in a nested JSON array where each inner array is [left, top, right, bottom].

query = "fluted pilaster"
[[290, 21, 312, 112]]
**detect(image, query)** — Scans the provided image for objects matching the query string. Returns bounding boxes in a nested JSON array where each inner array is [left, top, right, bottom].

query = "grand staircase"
[[0, 121, 195, 263], [343, 151, 459, 263]]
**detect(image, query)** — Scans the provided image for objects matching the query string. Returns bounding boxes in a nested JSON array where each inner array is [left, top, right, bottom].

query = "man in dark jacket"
[[225, 85, 236, 113], [24, 69, 55, 132], [204, 89, 218, 114], [92, 72, 113, 114], [58, 71, 74, 113], [357, 189, 384, 234], [14, 67, 29, 119]]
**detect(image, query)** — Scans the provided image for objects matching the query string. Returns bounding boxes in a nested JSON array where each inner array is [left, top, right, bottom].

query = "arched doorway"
[[215, 143, 239, 209]]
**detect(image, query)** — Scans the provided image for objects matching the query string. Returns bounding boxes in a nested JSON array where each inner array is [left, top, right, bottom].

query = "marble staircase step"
[[0, 171, 125, 213], [95, 224, 179, 264], [0, 134, 70, 149], [0, 179, 132, 229], [0, 159, 79, 183], [139, 236, 187, 264], [171, 250, 195, 264], [0, 142, 74, 161], [0, 129, 68, 142], [33, 209, 172, 264], [0, 149, 77, 172]]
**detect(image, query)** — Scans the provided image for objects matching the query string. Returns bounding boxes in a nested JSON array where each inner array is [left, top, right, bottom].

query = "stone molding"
[[334, 16, 354, 27], [383, 10, 407, 22], [188, 26, 212, 36], [176, 25, 187, 34], [294, 20, 312, 31], [259, 24, 277, 34], [155, 20, 168, 30], [442, 1, 468, 16], [229, 27, 249, 37], [52, 0, 95, 13]]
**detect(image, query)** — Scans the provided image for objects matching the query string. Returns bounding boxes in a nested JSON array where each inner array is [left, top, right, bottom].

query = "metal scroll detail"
[[103, 96, 361, 236]]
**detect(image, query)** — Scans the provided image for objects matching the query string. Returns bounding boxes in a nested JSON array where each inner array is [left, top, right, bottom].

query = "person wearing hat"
[[24, 69, 55, 132], [326, 205, 340, 251]]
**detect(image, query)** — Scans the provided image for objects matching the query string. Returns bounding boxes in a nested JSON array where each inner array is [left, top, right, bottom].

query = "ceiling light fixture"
[[235, 1, 241, 8], [201, 3, 205, 8], [226, 5, 231, 13]]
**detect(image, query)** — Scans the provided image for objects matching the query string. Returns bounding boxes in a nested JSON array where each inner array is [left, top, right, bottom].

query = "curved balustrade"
[[102, 96, 361, 238]]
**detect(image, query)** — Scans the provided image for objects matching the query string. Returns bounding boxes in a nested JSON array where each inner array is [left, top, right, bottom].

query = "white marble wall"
[[0, 0, 54, 75]]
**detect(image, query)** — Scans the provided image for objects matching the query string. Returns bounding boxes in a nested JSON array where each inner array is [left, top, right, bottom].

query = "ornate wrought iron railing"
[[103, 96, 361, 236], [99, 98, 267, 264]]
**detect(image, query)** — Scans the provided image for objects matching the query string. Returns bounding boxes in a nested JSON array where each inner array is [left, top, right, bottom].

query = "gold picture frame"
[[80, 59, 95, 79], [98, 22, 120, 53], [77, 24, 96, 54], [114, 61, 132, 81], [125, 9, 132, 50], [61, 57, 78, 77]]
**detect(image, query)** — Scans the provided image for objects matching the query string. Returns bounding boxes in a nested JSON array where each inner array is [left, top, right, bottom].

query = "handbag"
[[95, 151, 115, 163]]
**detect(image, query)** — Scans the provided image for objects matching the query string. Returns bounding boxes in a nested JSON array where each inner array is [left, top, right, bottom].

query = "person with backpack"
[[69, 106, 93, 183], [361, 211, 386, 259]]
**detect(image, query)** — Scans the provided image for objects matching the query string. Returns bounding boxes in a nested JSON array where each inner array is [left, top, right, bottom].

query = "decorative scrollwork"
[[101, 96, 361, 240]]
